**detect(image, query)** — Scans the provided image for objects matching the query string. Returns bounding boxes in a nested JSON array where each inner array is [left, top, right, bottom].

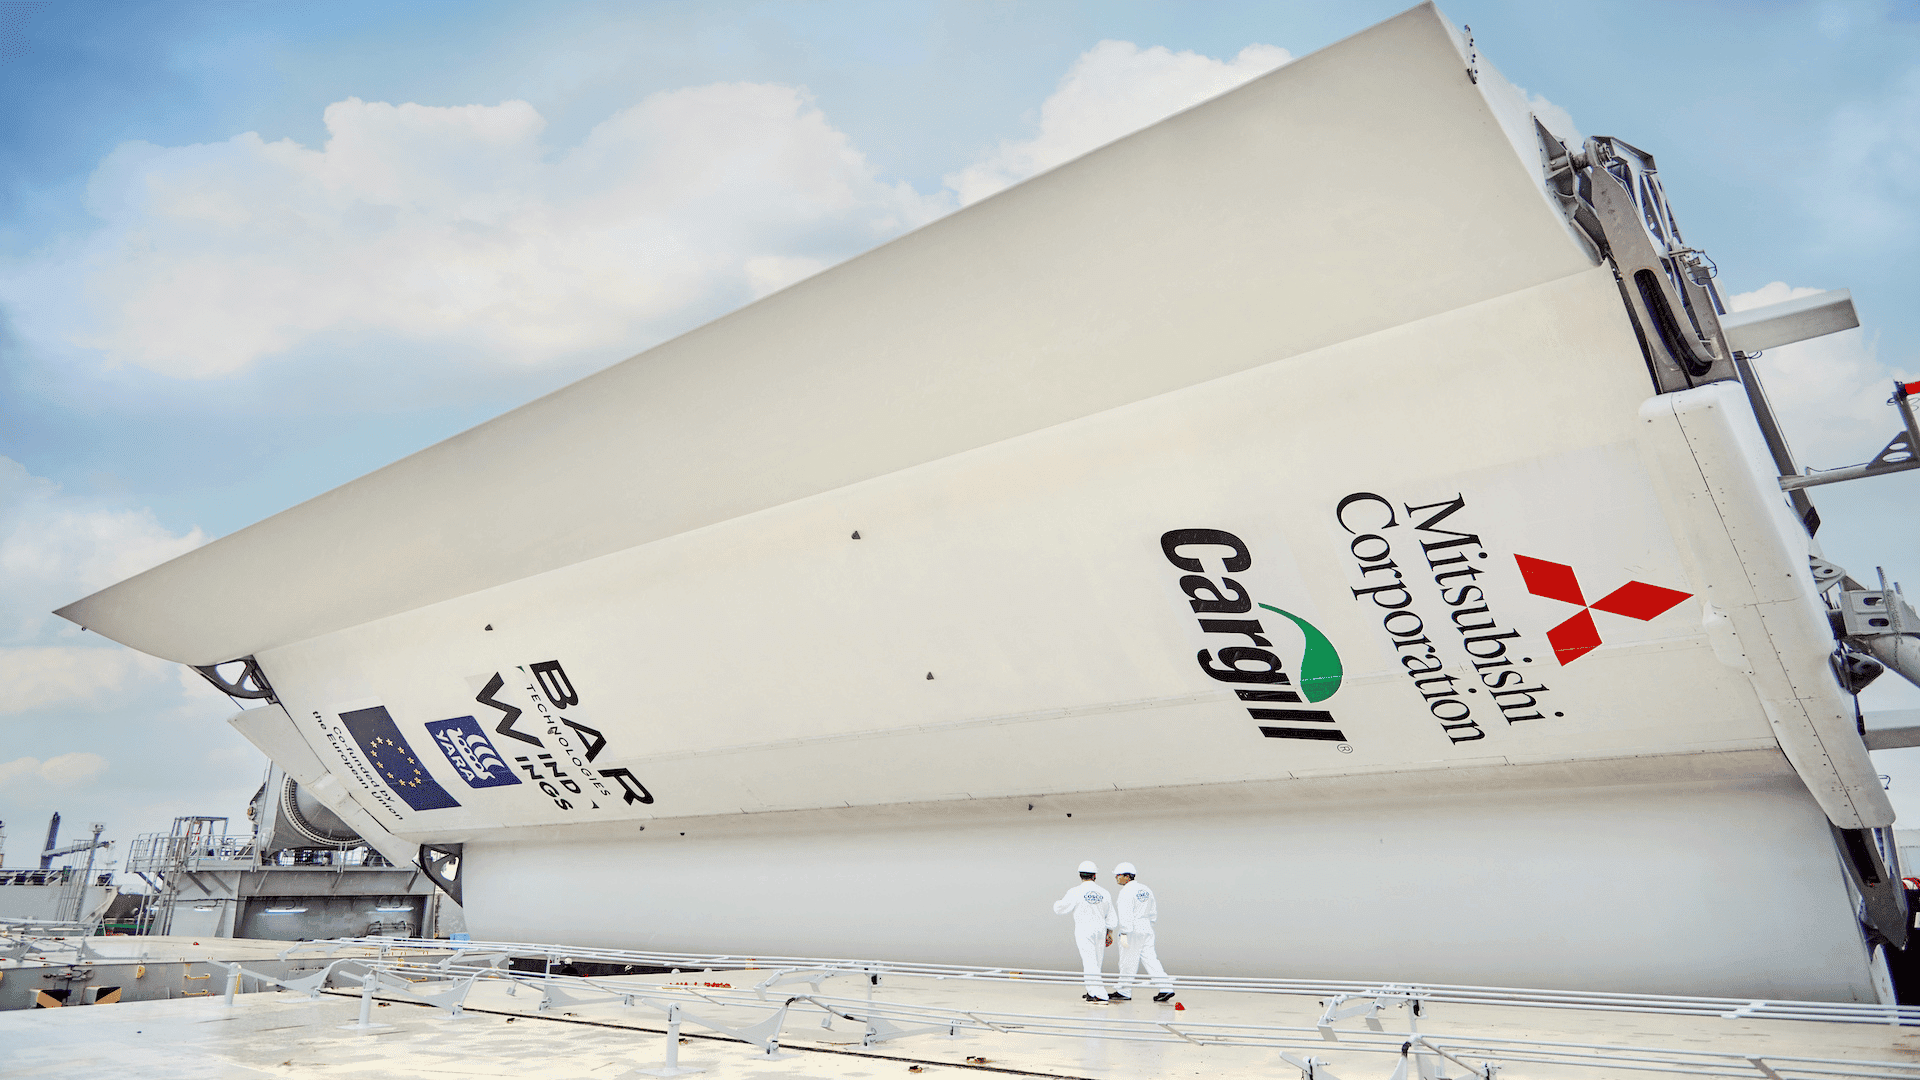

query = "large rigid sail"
[[58, 5, 1913, 1001]]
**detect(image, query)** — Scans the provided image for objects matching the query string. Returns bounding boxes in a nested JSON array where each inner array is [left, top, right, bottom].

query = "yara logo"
[[425, 716, 522, 789], [1160, 529, 1347, 745]]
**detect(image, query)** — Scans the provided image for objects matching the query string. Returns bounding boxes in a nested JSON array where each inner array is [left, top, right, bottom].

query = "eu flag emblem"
[[341, 706, 461, 811]]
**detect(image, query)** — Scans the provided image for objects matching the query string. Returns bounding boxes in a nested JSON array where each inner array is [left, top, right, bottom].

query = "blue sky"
[[2, 1, 1917, 868]]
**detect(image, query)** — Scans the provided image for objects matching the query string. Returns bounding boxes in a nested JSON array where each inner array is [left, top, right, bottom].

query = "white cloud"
[[4, 41, 1300, 381], [1523, 90, 1582, 149], [39, 752, 110, 784], [1727, 282, 1902, 468], [1812, 68, 1920, 245], [0, 645, 173, 716], [0, 456, 208, 747], [0, 459, 237, 850], [0, 752, 109, 786], [945, 41, 1291, 205], [0, 457, 207, 642], [32, 86, 949, 379]]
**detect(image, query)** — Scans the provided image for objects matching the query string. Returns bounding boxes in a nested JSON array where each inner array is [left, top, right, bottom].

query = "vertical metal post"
[[638, 1001, 705, 1076], [71, 825, 103, 924], [1408, 998, 1436, 1080], [224, 964, 240, 1006], [333, 966, 396, 1033], [664, 1004, 682, 1071]]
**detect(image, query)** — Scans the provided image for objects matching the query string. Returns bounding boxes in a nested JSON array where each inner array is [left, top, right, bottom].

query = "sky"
[[1, 0, 1918, 875]]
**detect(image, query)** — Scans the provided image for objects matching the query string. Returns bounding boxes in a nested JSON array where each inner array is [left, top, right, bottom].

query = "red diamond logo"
[[1590, 581, 1691, 621], [1515, 555, 1692, 665], [1545, 608, 1601, 664], [1514, 554, 1586, 607]]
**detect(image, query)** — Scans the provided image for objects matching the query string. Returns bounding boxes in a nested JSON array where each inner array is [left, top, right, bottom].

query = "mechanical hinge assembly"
[[1814, 558, 1920, 700], [1534, 117, 1892, 539], [1811, 555, 1920, 949], [1536, 122, 1739, 394]]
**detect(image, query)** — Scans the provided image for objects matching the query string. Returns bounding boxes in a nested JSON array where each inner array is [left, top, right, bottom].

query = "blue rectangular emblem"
[[341, 706, 462, 811], [424, 715, 522, 789]]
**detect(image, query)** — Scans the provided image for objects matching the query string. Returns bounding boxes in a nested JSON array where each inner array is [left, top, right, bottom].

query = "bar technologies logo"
[[1159, 529, 1347, 744]]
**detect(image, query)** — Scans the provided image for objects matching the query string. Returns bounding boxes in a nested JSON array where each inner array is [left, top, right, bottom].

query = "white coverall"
[[1114, 880, 1173, 993], [1052, 881, 1117, 997]]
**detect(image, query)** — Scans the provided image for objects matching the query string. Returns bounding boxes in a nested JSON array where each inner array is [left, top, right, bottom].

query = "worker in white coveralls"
[[1111, 862, 1175, 1002], [1052, 860, 1117, 1002]]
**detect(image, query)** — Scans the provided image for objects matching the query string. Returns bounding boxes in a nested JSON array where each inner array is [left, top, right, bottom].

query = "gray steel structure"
[[127, 769, 444, 942]]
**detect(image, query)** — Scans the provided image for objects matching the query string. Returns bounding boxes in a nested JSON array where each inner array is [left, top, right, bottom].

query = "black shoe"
[[1109, 993, 1132, 1001], [1152, 991, 1175, 1002], [1082, 993, 1110, 1003]]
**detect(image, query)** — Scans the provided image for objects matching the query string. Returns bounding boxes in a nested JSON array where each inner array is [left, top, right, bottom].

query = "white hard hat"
[[1077, 860, 1098, 874], [1115, 862, 1137, 876]]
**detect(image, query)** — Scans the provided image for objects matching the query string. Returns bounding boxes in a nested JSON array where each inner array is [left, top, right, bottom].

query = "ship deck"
[[4, 938, 1920, 1079]]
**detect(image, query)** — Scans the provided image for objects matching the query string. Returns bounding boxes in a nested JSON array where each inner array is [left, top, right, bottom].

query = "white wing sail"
[[58, 5, 1897, 1001]]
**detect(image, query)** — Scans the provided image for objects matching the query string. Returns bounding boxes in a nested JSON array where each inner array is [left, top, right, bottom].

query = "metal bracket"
[[1315, 985, 1423, 1043], [1278, 1052, 1345, 1080], [358, 968, 483, 1017], [1832, 824, 1911, 951], [191, 656, 277, 702], [637, 994, 794, 1055], [1826, 564, 1920, 697], [1834, 644, 1886, 696], [1840, 585, 1919, 638], [515, 975, 633, 1012], [1810, 557, 1847, 593], [1783, 381, 1920, 490], [431, 951, 508, 974], [417, 843, 463, 907], [1539, 126, 1737, 394], [750, 967, 833, 1001], [856, 1011, 956, 1047]]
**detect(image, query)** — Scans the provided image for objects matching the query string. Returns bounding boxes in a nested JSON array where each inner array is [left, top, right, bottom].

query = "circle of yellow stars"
[[366, 735, 431, 788]]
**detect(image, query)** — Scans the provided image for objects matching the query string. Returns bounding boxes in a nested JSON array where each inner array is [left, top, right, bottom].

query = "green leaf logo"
[[1257, 604, 1343, 704]]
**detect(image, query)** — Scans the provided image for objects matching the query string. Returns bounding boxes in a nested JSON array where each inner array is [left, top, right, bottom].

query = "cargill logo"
[[1160, 529, 1347, 746], [1256, 603, 1343, 704], [1514, 555, 1692, 664]]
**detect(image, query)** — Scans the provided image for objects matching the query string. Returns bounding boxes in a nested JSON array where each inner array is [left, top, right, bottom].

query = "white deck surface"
[[5, 962, 1919, 1079]]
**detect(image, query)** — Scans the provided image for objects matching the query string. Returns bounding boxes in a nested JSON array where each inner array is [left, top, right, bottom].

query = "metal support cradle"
[[283, 938, 1920, 1080]]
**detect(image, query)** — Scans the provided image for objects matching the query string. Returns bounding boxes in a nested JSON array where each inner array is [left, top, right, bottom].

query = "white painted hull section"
[[464, 760, 1873, 1001], [0, 884, 116, 926]]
